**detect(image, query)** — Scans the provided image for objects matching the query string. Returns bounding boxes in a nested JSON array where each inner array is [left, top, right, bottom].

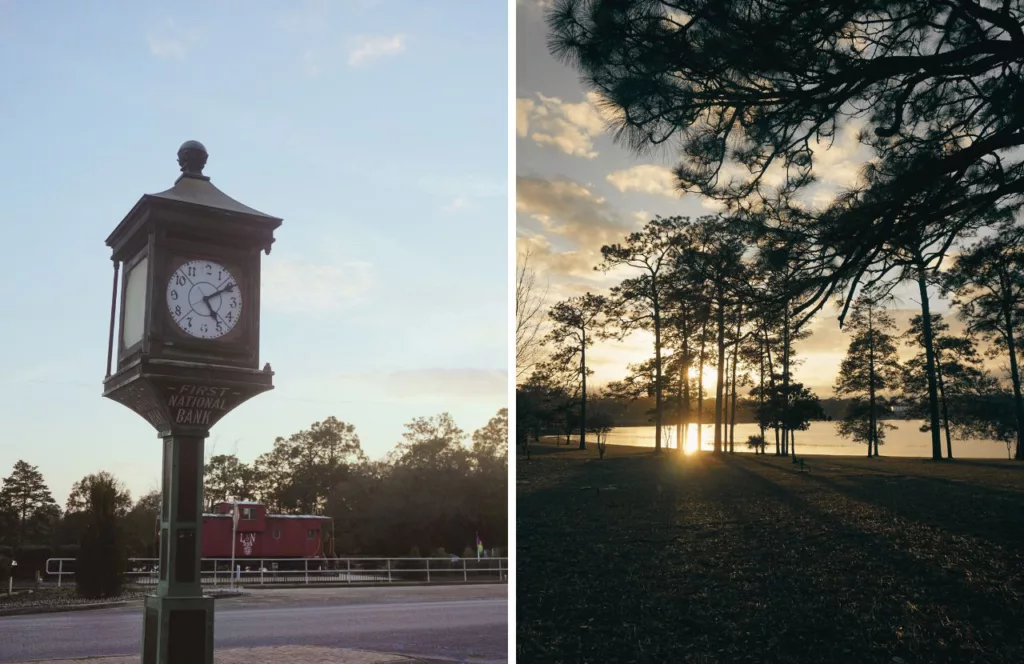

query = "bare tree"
[[516, 248, 549, 380]]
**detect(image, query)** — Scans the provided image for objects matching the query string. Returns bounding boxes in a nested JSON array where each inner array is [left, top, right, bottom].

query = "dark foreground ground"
[[517, 444, 1024, 664]]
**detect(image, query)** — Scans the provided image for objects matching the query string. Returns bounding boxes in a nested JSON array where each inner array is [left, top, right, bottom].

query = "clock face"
[[166, 260, 243, 339]]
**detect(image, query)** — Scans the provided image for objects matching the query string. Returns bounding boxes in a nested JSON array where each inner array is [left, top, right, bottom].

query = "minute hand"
[[202, 283, 236, 315]]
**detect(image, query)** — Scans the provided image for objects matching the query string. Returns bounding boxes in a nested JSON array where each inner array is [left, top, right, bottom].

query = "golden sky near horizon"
[[515, 1, 984, 396]]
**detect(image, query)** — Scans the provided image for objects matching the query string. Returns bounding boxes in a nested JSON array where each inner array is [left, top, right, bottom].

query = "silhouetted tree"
[[548, 293, 607, 449], [0, 461, 58, 547], [944, 227, 1024, 459], [835, 295, 903, 457], [517, 247, 549, 379], [547, 0, 1024, 326], [255, 417, 366, 514], [65, 472, 132, 516], [903, 314, 989, 459], [203, 454, 258, 509], [599, 216, 683, 452], [76, 477, 127, 599]]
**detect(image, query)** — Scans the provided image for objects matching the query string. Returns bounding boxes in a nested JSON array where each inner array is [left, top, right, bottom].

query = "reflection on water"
[[594, 421, 1012, 459]]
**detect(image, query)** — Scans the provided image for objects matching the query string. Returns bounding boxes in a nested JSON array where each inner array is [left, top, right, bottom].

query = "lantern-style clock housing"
[[102, 141, 282, 434]]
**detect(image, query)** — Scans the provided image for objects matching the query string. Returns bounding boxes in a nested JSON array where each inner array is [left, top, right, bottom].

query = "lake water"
[[578, 421, 1014, 459]]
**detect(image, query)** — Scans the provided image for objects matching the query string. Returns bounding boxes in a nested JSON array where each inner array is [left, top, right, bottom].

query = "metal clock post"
[[101, 141, 282, 664]]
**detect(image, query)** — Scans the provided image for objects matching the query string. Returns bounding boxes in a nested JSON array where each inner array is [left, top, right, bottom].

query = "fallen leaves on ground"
[[517, 445, 1024, 664]]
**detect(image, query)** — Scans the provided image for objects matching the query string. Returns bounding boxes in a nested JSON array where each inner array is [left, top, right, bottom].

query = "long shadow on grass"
[[748, 455, 1024, 551], [722, 457, 1023, 662]]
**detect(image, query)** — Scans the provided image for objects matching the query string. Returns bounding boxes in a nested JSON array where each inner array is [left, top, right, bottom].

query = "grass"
[[517, 443, 1024, 663], [0, 584, 148, 609]]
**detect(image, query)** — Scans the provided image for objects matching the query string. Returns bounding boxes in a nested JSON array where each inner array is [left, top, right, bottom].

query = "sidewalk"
[[11, 646, 432, 664]]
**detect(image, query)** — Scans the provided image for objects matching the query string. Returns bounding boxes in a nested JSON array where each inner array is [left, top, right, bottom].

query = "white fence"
[[45, 557, 507, 587]]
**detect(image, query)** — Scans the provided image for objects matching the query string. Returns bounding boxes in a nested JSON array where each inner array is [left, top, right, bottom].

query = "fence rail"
[[44, 557, 507, 587]]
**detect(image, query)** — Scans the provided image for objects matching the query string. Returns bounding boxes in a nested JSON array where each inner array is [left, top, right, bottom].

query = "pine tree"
[[903, 314, 989, 460], [834, 297, 903, 457], [0, 460, 58, 546], [547, 293, 607, 450]]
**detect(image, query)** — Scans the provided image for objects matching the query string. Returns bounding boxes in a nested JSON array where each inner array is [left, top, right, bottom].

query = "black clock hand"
[[201, 283, 235, 317]]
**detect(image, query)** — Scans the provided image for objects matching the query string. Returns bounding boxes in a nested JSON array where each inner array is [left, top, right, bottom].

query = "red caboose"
[[200, 502, 333, 559]]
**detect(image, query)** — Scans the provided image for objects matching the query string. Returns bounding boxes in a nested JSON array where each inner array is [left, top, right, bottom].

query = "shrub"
[[55, 544, 80, 560], [76, 481, 127, 599], [12, 545, 52, 580], [0, 555, 11, 587]]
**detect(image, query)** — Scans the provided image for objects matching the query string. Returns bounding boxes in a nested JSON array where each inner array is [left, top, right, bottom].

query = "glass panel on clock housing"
[[122, 256, 148, 348]]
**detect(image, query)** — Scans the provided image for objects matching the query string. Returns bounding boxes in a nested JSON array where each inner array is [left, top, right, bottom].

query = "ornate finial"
[[263, 363, 273, 374], [177, 140, 209, 179]]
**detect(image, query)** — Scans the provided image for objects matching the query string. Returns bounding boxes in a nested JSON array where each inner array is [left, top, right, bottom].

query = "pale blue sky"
[[0, 0, 508, 504]]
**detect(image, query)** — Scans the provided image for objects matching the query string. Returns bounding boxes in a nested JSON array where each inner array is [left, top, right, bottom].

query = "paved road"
[[0, 587, 507, 663]]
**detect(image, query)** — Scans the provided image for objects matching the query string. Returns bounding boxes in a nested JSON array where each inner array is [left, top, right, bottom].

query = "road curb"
[[0, 600, 129, 617], [0, 590, 248, 617]]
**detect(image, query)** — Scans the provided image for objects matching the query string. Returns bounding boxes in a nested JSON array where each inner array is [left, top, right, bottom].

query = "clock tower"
[[102, 141, 282, 664]]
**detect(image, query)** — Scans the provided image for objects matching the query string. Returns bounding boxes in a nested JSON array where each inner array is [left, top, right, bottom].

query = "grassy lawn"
[[517, 443, 1024, 663]]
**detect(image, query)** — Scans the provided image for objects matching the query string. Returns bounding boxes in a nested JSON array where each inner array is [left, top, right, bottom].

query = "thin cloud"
[[146, 21, 201, 60], [263, 258, 375, 314], [440, 196, 471, 213], [347, 34, 406, 67], [339, 368, 507, 403]]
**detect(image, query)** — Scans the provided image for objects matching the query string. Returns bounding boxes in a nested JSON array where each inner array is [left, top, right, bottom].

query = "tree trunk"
[[714, 290, 727, 453], [676, 368, 684, 453], [758, 321, 767, 452], [579, 329, 587, 450], [653, 283, 663, 453], [680, 305, 692, 454], [730, 304, 742, 453], [915, 262, 943, 460], [867, 309, 877, 458], [764, 324, 779, 456], [781, 300, 791, 457], [935, 352, 953, 460], [697, 317, 708, 454]]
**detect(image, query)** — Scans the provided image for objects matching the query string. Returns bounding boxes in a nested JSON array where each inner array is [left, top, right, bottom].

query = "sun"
[[687, 365, 719, 387]]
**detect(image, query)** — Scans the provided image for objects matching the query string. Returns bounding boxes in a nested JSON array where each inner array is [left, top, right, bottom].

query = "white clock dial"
[[166, 260, 243, 339]]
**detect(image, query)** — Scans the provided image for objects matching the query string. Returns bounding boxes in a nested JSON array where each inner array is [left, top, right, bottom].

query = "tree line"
[[516, 0, 1024, 462], [518, 215, 1024, 461], [0, 409, 507, 586]]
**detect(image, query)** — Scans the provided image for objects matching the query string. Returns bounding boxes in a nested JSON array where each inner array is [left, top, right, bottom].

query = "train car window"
[[242, 507, 255, 520], [307, 529, 317, 539], [272, 529, 281, 539]]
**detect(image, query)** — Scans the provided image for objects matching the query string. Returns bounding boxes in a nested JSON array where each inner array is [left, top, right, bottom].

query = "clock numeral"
[[170, 290, 178, 301], [200, 323, 209, 334], [218, 270, 223, 281], [187, 266, 197, 277], [226, 311, 234, 322], [176, 275, 187, 287], [186, 317, 193, 328], [216, 321, 223, 333], [230, 297, 238, 309], [174, 305, 182, 317], [205, 263, 213, 276]]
